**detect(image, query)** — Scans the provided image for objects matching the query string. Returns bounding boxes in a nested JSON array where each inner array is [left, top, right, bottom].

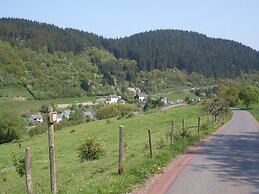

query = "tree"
[[69, 109, 85, 125], [239, 86, 259, 109], [0, 111, 25, 144], [80, 80, 91, 92], [217, 85, 239, 107], [226, 86, 239, 107], [77, 136, 105, 161], [202, 97, 229, 122]]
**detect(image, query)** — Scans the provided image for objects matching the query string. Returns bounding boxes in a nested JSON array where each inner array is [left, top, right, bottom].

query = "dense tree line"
[[0, 18, 104, 53], [106, 30, 259, 78], [1, 18, 259, 78]]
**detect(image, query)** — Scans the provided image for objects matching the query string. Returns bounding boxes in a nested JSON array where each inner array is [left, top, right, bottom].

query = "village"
[[27, 87, 201, 126]]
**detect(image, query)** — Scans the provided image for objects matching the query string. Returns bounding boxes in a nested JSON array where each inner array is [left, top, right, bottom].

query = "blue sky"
[[1, 0, 259, 50]]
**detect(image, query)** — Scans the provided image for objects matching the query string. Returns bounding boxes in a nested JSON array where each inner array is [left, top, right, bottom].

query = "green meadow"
[[0, 94, 105, 114], [0, 105, 225, 193], [247, 103, 259, 120], [152, 91, 198, 101]]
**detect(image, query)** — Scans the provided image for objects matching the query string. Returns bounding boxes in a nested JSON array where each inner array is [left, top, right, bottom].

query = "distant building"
[[56, 104, 71, 109], [61, 110, 73, 119], [160, 97, 168, 105], [171, 99, 184, 104], [135, 87, 142, 94], [81, 108, 96, 120], [191, 97, 201, 102], [28, 113, 43, 124], [127, 87, 137, 96], [79, 102, 95, 107], [135, 93, 148, 101], [55, 110, 73, 123], [56, 114, 63, 123], [106, 94, 119, 104]]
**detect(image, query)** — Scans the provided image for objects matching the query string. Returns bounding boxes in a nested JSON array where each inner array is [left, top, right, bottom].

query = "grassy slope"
[[0, 105, 220, 193], [152, 91, 198, 100], [0, 87, 34, 99], [247, 103, 259, 120], [0, 94, 105, 114]]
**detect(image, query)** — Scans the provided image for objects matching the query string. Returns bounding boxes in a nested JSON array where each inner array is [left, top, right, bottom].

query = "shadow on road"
[[192, 131, 259, 193]]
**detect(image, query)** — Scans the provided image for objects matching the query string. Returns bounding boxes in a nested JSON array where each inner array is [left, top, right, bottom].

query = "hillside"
[[0, 18, 103, 53], [0, 40, 140, 99], [1, 18, 259, 79], [106, 30, 259, 77]]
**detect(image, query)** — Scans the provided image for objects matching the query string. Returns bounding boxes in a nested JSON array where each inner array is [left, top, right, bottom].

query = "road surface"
[[160, 103, 186, 111], [165, 109, 259, 194]]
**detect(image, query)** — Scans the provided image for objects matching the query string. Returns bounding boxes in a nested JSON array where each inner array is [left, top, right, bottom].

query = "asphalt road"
[[165, 109, 259, 194]]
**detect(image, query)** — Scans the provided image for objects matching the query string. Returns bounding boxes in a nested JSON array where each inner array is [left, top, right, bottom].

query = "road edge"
[[131, 113, 234, 194]]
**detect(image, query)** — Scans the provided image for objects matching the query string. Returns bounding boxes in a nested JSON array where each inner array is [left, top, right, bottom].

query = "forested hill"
[[1, 18, 259, 78], [107, 30, 259, 77], [0, 18, 104, 52]]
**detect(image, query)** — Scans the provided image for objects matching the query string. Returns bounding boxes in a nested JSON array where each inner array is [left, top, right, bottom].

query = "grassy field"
[[0, 105, 226, 193], [0, 95, 106, 114], [152, 91, 198, 100], [0, 87, 33, 99]]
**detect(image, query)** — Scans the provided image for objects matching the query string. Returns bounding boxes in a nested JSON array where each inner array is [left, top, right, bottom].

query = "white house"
[[28, 113, 43, 124], [106, 94, 119, 104], [136, 93, 148, 101], [160, 97, 168, 105], [56, 114, 63, 123]]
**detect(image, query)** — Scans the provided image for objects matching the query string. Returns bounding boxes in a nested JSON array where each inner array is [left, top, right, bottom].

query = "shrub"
[[28, 125, 46, 137], [77, 136, 105, 162], [12, 153, 25, 177], [69, 109, 85, 125], [201, 123, 209, 131], [56, 118, 71, 130], [96, 104, 118, 119], [96, 104, 136, 120]]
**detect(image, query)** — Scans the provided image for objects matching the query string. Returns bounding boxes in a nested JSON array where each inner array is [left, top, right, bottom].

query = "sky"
[[1, 0, 259, 51]]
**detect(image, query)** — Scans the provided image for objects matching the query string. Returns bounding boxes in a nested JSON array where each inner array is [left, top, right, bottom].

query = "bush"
[[12, 153, 25, 177], [0, 111, 25, 144], [201, 123, 209, 131], [28, 125, 46, 137], [69, 109, 85, 125], [96, 104, 136, 120], [77, 136, 105, 162], [56, 118, 71, 130]]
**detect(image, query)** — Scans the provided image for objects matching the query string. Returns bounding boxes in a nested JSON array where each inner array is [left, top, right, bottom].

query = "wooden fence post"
[[170, 120, 174, 145], [197, 116, 201, 133], [118, 125, 124, 175], [25, 147, 33, 194], [182, 118, 185, 135], [148, 128, 153, 157], [48, 106, 57, 193]]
